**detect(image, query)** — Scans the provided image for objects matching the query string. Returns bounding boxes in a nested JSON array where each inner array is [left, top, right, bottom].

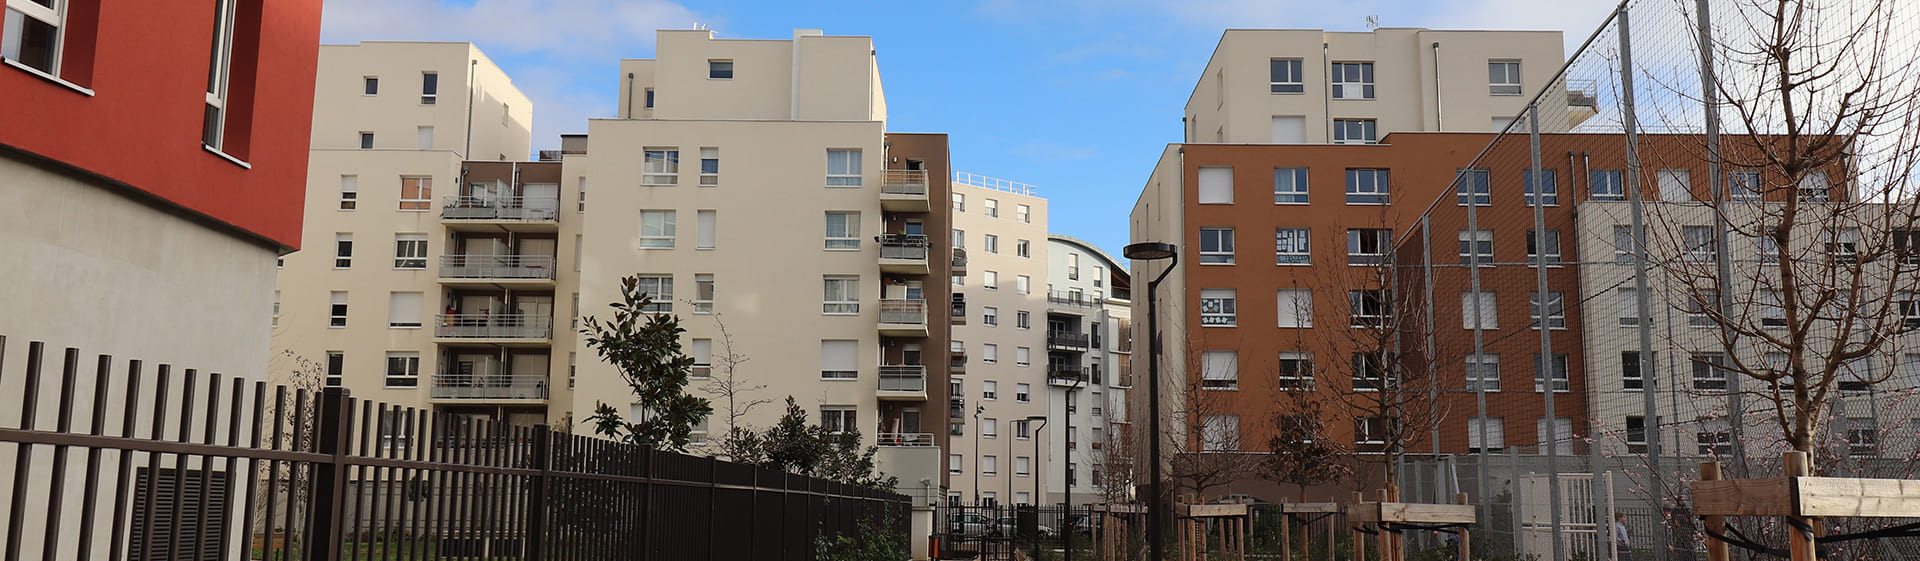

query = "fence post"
[[303, 388, 352, 561], [525, 426, 551, 561]]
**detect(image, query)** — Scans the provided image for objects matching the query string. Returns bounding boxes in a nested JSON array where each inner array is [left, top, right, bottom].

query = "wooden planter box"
[[1693, 476, 1920, 518]]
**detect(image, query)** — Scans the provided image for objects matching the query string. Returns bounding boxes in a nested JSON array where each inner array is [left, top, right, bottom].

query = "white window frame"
[[638, 210, 676, 248], [329, 292, 349, 328], [1463, 291, 1498, 330], [1201, 351, 1239, 390], [1590, 169, 1625, 200], [1523, 169, 1558, 206], [1618, 288, 1641, 327], [1527, 229, 1561, 266], [339, 176, 358, 210], [984, 234, 999, 254], [820, 341, 858, 380], [1275, 228, 1310, 265], [386, 291, 423, 328], [1456, 169, 1491, 206], [1729, 170, 1762, 201], [1488, 60, 1522, 95], [334, 233, 353, 269], [1347, 228, 1388, 265], [643, 149, 679, 185], [1274, 167, 1309, 204], [1534, 354, 1570, 393], [1345, 168, 1389, 203], [385, 352, 420, 388], [1333, 119, 1378, 145], [983, 306, 998, 326], [633, 275, 673, 313], [825, 211, 861, 249], [420, 71, 438, 105], [693, 274, 714, 314], [1015, 275, 1030, 295], [708, 59, 733, 79], [393, 234, 427, 269], [826, 149, 863, 187], [399, 176, 432, 210], [3, 0, 66, 75], [202, 0, 239, 149], [1330, 62, 1374, 100], [823, 275, 859, 315], [698, 147, 719, 186], [1199, 227, 1235, 264], [1270, 58, 1304, 93], [1016, 204, 1031, 223], [1276, 289, 1312, 328], [1277, 352, 1313, 389], [984, 198, 999, 218], [1530, 291, 1566, 330], [1459, 229, 1493, 266], [1349, 290, 1390, 328], [1200, 288, 1237, 327], [1466, 354, 1500, 393]]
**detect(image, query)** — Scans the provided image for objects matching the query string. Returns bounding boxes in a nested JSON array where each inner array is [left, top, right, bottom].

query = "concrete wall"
[[311, 42, 532, 160]]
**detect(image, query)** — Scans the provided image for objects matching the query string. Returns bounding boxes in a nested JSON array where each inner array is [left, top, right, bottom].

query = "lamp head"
[[1124, 242, 1177, 261]]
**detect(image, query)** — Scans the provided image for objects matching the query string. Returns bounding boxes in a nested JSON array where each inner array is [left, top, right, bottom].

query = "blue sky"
[[319, 0, 1615, 258]]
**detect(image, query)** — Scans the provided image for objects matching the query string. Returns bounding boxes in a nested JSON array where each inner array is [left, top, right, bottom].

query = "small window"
[[1201, 351, 1239, 390], [1199, 228, 1235, 264], [709, 60, 733, 79], [387, 292, 422, 328], [1352, 353, 1386, 391], [1526, 229, 1561, 266], [984, 199, 999, 218], [1523, 169, 1558, 206], [4, 0, 65, 75], [634, 275, 673, 313], [1463, 291, 1497, 330], [1617, 288, 1641, 327], [334, 233, 354, 268], [696, 210, 716, 250], [643, 148, 679, 185], [983, 306, 998, 326], [1016, 347, 1030, 367], [1534, 353, 1570, 392], [1590, 169, 1625, 200], [1347, 228, 1388, 265], [1016, 310, 1030, 329], [363, 76, 378, 95], [984, 234, 999, 254], [1016, 383, 1031, 402], [639, 210, 676, 248], [952, 193, 965, 212], [1016, 239, 1031, 258], [1621, 352, 1644, 390], [1682, 226, 1716, 263], [1334, 119, 1378, 145], [1270, 58, 1304, 93], [359, 132, 374, 150], [699, 147, 719, 186], [1826, 228, 1860, 262], [982, 381, 997, 400], [1349, 290, 1390, 328], [202, 0, 239, 149], [1613, 226, 1637, 263], [1729, 170, 1762, 201], [420, 72, 439, 105], [399, 176, 432, 210], [339, 176, 358, 210], [1331, 62, 1375, 100], [690, 339, 712, 378], [1488, 61, 1522, 95], [1202, 415, 1240, 451], [1465, 354, 1500, 392], [1692, 353, 1729, 391], [1686, 289, 1719, 327], [1200, 288, 1236, 326], [417, 126, 433, 150], [1016, 204, 1031, 223], [329, 292, 349, 328], [1276, 289, 1312, 328], [1274, 168, 1309, 204], [393, 234, 427, 269], [325, 352, 345, 387], [1798, 170, 1831, 201], [823, 276, 859, 314], [826, 149, 862, 186], [1277, 352, 1313, 389], [1198, 166, 1233, 204], [824, 212, 860, 249], [1016, 275, 1030, 294], [1345, 168, 1389, 204], [385, 352, 419, 387], [983, 270, 996, 289], [644, 88, 655, 109], [1275, 228, 1310, 265], [1455, 169, 1490, 206], [1459, 229, 1494, 266], [1530, 291, 1566, 329]]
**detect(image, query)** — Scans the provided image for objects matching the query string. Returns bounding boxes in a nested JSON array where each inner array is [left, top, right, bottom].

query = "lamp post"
[[974, 404, 985, 506], [1027, 415, 1049, 560], [1123, 241, 1178, 561]]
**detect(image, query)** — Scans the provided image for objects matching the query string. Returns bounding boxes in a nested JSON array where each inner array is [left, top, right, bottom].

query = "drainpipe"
[[624, 72, 634, 118], [1432, 42, 1444, 130], [465, 59, 476, 159], [1322, 43, 1332, 142]]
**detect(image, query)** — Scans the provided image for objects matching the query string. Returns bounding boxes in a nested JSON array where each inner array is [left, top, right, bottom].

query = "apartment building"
[[1044, 235, 1134, 507], [1185, 28, 1582, 144], [274, 42, 564, 426]]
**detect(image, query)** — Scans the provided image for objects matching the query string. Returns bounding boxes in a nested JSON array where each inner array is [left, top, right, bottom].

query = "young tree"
[[1265, 374, 1352, 502], [1167, 363, 1263, 501], [691, 307, 771, 462], [1094, 407, 1138, 505], [580, 275, 713, 452], [745, 396, 899, 489]]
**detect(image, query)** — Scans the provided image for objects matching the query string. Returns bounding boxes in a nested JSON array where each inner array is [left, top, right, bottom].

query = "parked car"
[[993, 516, 1056, 538], [947, 513, 996, 538], [1064, 514, 1095, 535]]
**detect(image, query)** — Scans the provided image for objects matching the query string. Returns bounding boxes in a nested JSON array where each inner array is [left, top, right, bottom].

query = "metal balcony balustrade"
[[1047, 291, 1102, 308], [951, 247, 968, 270], [1047, 331, 1090, 350], [434, 314, 553, 339], [430, 374, 550, 400], [439, 254, 557, 280], [881, 170, 929, 196], [877, 233, 931, 260], [878, 298, 928, 326], [440, 195, 561, 221], [876, 432, 935, 447], [878, 365, 927, 391]]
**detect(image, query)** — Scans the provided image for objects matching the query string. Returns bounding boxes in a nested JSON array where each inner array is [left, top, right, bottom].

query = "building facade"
[[1044, 235, 1133, 507]]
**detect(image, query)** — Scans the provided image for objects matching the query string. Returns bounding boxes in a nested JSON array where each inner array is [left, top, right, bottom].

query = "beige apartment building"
[[1043, 234, 1134, 507], [274, 42, 570, 426], [1185, 28, 1583, 144]]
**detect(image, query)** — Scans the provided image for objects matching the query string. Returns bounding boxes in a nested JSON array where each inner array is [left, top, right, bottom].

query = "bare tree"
[[688, 305, 771, 461], [1094, 406, 1138, 505], [1166, 335, 1264, 501], [1264, 368, 1352, 502]]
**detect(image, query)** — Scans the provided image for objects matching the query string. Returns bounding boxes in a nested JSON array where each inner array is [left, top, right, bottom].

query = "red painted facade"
[[0, 0, 323, 249]]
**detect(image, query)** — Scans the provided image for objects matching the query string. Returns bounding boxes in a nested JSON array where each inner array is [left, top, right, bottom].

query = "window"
[[1016, 311, 1030, 329], [643, 149, 679, 185], [1658, 169, 1691, 201], [272, 291, 280, 327], [823, 276, 859, 314], [577, 178, 587, 212], [1538, 417, 1576, 452], [387, 292, 422, 328], [1692, 353, 1728, 390], [359, 132, 374, 149], [329, 292, 348, 327], [1729, 170, 1762, 201], [1199, 228, 1235, 264], [983, 271, 997, 290], [420, 72, 438, 104], [1345, 168, 1389, 203], [826, 149, 862, 186], [1277, 352, 1313, 389], [1466, 354, 1500, 392], [638, 211, 676, 248], [1798, 170, 1831, 201], [1198, 167, 1234, 204], [1202, 415, 1240, 451], [983, 306, 998, 326], [393, 234, 427, 269], [1590, 169, 1625, 200], [1015, 347, 1030, 367], [984, 234, 999, 254], [1347, 228, 1388, 265], [202, 0, 239, 149], [1331, 62, 1374, 99], [1682, 226, 1716, 263], [1201, 351, 1238, 390], [708, 59, 733, 79], [1527, 229, 1561, 265], [1622, 351, 1644, 390], [1469, 417, 1506, 453], [1625, 416, 1648, 453], [399, 176, 432, 210], [385, 352, 420, 387], [1067, 253, 1080, 279], [1456, 169, 1491, 206], [1016, 276, 1030, 294], [633, 275, 673, 313], [334, 234, 354, 268], [1274, 168, 1309, 204], [1355, 417, 1389, 452], [1270, 58, 1304, 93], [1016, 204, 1031, 223], [1847, 420, 1878, 458], [1697, 418, 1732, 455], [1533, 353, 1569, 392], [693, 274, 714, 314], [1527, 291, 1566, 329], [1350, 290, 1389, 328], [1463, 291, 1497, 330], [981, 455, 998, 475], [824, 212, 860, 249], [1523, 169, 1558, 206], [984, 199, 999, 218], [952, 229, 965, 249], [1016, 383, 1030, 402], [643, 88, 654, 109], [981, 381, 997, 400], [332, 176, 363, 213], [1827, 228, 1860, 262], [1334, 119, 1378, 144], [1686, 289, 1718, 327], [1901, 292, 1920, 328], [1016, 456, 1031, 477], [983, 344, 998, 364], [952, 193, 965, 212], [1016, 240, 1030, 258], [1459, 229, 1493, 266], [1613, 226, 1637, 263], [1617, 288, 1641, 327], [821, 341, 857, 379], [820, 406, 855, 433], [949, 454, 962, 474], [696, 210, 716, 250], [325, 352, 344, 387], [571, 294, 580, 330], [1277, 289, 1312, 328], [1488, 61, 1522, 95], [1275, 228, 1310, 265], [699, 148, 719, 186], [1200, 289, 1237, 326], [982, 419, 998, 439]]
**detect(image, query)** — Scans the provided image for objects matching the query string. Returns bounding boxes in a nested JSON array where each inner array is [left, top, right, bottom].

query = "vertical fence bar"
[[304, 388, 352, 561], [167, 369, 200, 561], [526, 426, 550, 561], [3, 341, 43, 561], [263, 386, 286, 561], [239, 381, 264, 561], [75, 354, 113, 561], [137, 365, 172, 561], [349, 399, 373, 557], [39, 348, 80, 561], [220, 378, 248, 561], [108, 360, 143, 561], [290, 388, 312, 560], [192, 373, 223, 561]]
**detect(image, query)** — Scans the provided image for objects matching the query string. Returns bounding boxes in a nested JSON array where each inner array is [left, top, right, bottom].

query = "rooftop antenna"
[[1366, 15, 1379, 30]]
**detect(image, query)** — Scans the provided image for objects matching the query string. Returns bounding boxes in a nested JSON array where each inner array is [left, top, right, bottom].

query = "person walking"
[[1612, 512, 1631, 561]]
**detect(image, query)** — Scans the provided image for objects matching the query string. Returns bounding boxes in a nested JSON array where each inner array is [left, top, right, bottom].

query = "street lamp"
[[1122, 241, 1178, 561], [974, 404, 985, 506], [1026, 415, 1048, 560]]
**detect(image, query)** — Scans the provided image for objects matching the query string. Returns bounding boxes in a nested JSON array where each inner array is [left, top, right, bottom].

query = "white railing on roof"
[[951, 172, 1039, 196]]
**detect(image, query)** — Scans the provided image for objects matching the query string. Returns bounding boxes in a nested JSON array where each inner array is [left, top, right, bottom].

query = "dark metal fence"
[[937, 504, 1098, 560], [0, 337, 909, 561]]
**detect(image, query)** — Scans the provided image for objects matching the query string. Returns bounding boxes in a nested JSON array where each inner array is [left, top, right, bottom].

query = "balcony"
[[438, 255, 557, 288], [430, 374, 549, 402], [1048, 291, 1102, 309], [1048, 364, 1089, 387], [434, 314, 553, 346], [877, 432, 935, 447], [878, 233, 931, 275], [879, 170, 931, 212], [950, 349, 966, 374], [878, 298, 928, 337], [878, 365, 928, 401], [949, 397, 966, 419], [441, 194, 561, 232], [951, 247, 968, 275], [1047, 331, 1090, 352], [950, 294, 966, 326]]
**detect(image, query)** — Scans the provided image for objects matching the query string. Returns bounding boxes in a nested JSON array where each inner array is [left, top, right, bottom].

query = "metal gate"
[[1520, 472, 1619, 561]]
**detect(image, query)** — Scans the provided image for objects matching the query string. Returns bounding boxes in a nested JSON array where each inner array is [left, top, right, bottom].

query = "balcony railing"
[[1048, 291, 1102, 308], [877, 432, 935, 447], [439, 254, 557, 280], [1048, 366, 1089, 386], [878, 233, 930, 261], [431, 374, 549, 400], [879, 365, 928, 392], [441, 195, 561, 222], [881, 170, 930, 196], [434, 314, 553, 340], [952, 247, 968, 270], [878, 299, 927, 327], [1048, 331, 1090, 350]]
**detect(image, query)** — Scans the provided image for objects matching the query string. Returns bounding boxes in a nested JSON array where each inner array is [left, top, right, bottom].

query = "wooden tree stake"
[[1457, 493, 1472, 561]]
